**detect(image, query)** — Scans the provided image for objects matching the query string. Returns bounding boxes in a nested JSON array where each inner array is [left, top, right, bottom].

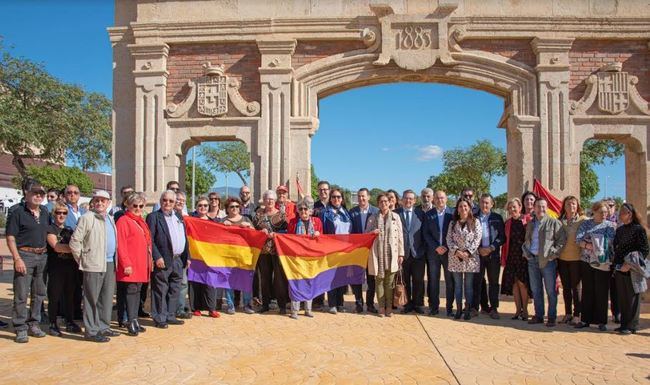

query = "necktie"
[[406, 210, 411, 229]]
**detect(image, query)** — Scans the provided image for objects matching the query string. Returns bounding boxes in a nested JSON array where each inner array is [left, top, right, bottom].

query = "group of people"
[[4, 177, 648, 344]]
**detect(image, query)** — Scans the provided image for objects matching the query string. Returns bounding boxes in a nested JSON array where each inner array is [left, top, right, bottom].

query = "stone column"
[[625, 144, 650, 225], [128, 43, 171, 201], [531, 38, 580, 198], [256, 40, 296, 198], [506, 115, 539, 196]]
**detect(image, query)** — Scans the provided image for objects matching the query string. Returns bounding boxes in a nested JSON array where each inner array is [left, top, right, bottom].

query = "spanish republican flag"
[[274, 233, 377, 302], [185, 216, 268, 292], [533, 178, 563, 218]]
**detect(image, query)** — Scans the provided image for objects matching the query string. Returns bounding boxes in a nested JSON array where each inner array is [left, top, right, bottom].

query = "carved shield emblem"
[[197, 75, 228, 116], [597, 71, 629, 114]]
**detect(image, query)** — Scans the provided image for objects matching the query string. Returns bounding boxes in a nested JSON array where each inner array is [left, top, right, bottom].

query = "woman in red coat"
[[116, 192, 152, 336]]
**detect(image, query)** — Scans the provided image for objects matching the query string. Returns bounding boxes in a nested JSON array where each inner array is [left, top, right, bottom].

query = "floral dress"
[[447, 219, 482, 273]]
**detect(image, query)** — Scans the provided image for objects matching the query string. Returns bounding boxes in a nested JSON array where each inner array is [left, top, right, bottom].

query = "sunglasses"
[[197, 204, 208, 208], [608, 204, 615, 207], [240, 191, 250, 194], [132, 204, 145, 209], [464, 194, 473, 198], [228, 205, 240, 209], [54, 211, 68, 215], [297, 207, 309, 211]]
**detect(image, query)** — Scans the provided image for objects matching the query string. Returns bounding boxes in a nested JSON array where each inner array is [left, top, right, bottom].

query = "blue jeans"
[[452, 272, 474, 311], [527, 257, 558, 320], [225, 289, 251, 310]]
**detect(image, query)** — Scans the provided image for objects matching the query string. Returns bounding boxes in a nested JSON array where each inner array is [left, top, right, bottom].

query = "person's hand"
[[124, 266, 133, 276], [478, 247, 491, 257], [619, 263, 632, 272], [373, 229, 380, 234], [223, 221, 232, 226], [240, 222, 252, 228], [312, 231, 321, 238], [155, 258, 165, 269], [435, 246, 447, 255], [398, 256, 404, 266], [261, 228, 269, 235], [187, 259, 191, 267], [585, 243, 593, 251], [14, 258, 26, 275], [268, 232, 275, 239]]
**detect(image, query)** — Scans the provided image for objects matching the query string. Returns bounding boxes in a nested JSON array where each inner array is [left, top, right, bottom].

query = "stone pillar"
[[129, 43, 171, 201], [506, 115, 539, 196], [625, 144, 650, 225], [256, 40, 296, 198], [531, 38, 580, 198], [290, 117, 320, 199]]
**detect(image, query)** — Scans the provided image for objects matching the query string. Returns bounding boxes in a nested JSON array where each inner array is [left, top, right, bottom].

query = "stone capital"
[[531, 37, 573, 72], [129, 43, 170, 76]]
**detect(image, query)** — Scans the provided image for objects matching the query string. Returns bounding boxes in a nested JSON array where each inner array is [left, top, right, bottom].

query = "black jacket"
[[146, 209, 189, 268]]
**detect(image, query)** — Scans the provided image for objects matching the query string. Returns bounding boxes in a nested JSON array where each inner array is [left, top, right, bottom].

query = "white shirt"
[[359, 206, 369, 233], [163, 211, 186, 256]]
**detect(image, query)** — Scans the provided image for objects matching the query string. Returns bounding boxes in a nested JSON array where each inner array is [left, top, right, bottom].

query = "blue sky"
[[0, 1, 625, 198]]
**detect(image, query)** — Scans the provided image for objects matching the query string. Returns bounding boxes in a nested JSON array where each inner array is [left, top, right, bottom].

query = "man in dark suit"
[[396, 190, 426, 314], [146, 190, 189, 328], [473, 193, 506, 319], [348, 188, 379, 313], [423, 190, 454, 316]]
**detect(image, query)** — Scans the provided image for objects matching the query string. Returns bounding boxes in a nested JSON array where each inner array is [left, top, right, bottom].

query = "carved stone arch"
[[292, 49, 538, 120]]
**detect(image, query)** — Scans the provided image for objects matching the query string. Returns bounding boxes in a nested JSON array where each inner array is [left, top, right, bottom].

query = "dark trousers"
[[74, 270, 83, 320], [83, 262, 116, 336], [118, 282, 142, 322], [426, 252, 454, 312], [189, 282, 217, 311], [402, 256, 426, 308], [558, 259, 581, 317], [615, 272, 640, 331], [351, 284, 364, 307], [473, 255, 500, 311], [151, 257, 183, 324], [12, 251, 47, 331], [366, 273, 376, 308], [609, 273, 619, 319], [327, 286, 345, 308], [47, 258, 78, 324], [580, 261, 610, 325], [257, 253, 274, 307], [118, 281, 148, 322], [271, 253, 289, 309]]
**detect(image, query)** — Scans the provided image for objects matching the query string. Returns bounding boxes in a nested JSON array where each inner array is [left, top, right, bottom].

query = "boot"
[[127, 320, 139, 336]]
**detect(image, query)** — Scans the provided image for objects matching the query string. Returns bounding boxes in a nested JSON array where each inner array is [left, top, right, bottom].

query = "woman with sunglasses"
[[207, 192, 226, 221], [366, 193, 404, 317], [253, 190, 288, 314], [46, 202, 82, 336], [613, 203, 649, 334], [115, 192, 152, 336], [189, 196, 221, 318], [221, 197, 255, 315], [321, 188, 352, 314], [287, 197, 323, 319]]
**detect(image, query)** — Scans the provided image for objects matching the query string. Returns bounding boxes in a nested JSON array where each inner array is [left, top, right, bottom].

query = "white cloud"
[[416, 145, 443, 161]]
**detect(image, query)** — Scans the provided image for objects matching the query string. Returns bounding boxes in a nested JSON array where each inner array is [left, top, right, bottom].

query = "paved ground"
[[0, 245, 648, 385]]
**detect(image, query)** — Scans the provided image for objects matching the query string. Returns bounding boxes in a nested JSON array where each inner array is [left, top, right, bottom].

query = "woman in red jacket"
[[116, 192, 152, 336]]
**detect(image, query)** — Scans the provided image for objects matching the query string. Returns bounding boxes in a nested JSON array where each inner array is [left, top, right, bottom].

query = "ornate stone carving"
[[570, 63, 649, 115], [165, 62, 260, 118], [371, 5, 456, 71]]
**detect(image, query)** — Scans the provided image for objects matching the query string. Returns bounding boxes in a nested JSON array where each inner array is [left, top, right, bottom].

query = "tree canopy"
[[0, 44, 112, 176], [201, 141, 250, 185], [580, 139, 624, 206], [184, 160, 217, 205], [13, 165, 94, 195]]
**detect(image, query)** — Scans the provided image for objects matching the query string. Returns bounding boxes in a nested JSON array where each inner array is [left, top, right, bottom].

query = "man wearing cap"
[[6, 179, 50, 342], [275, 185, 296, 223], [70, 190, 119, 343]]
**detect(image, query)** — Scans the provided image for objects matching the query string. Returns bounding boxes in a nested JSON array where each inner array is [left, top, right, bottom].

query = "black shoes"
[[463, 310, 471, 320], [100, 329, 120, 337], [414, 307, 425, 315], [355, 304, 364, 314], [85, 334, 110, 343], [167, 319, 184, 325], [66, 322, 82, 333], [127, 320, 139, 336], [367, 306, 378, 314], [49, 323, 62, 337], [454, 310, 462, 320], [135, 320, 146, 332], [138, 310, 151, 318], [154, 322, 168, 329]]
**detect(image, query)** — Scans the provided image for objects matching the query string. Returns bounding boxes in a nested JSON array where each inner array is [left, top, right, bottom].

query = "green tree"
[[13, 165, 94, 194], [184, 161, 216, 204], [310, 164, 319, 199], [580, 139, 624, 206], [427, 140, 506, 200], [201, 141, 250, 185], [0, 44, 112, 177]]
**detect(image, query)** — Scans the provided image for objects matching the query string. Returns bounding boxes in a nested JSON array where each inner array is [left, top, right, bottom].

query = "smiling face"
[[434, 191, 447, 210], [239, 186, 251, 203], [93, 197, 109, 215], [534, 199, 547, 220], [318, 183, 330, 201], [297, 205, 311, 220], [402, 192, 416, 209], [226, 201, 241, 218], [377, 195, 390, 214], [65, 186, 81, 205], [160, 192, 176, 213], [195, 199, 209, 216], [507, 200, 522, 218], [357, 190, 369, 208], [480, 196, 493, 215], [564, 198, 578, 218], [457, 200, 470, 220]]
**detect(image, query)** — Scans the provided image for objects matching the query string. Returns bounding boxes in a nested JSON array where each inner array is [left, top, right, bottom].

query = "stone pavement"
[[0, 247, 648, 384]]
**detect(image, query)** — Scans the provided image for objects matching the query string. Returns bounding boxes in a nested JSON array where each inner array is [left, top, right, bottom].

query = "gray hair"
[[176, 191, 186, 199], [126, 192, 147, 207], [160, 190, 176, 202], [296, 196, 315, 210], [262, 190, 277, 200], [421, 187, 433, 196]]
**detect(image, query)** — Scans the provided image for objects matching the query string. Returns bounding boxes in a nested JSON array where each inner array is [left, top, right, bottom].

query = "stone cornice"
[[128, 43, 170, 57], [124, 16, 650, 45], [257, 39, 297, 55], [531, 38, 574, 54]]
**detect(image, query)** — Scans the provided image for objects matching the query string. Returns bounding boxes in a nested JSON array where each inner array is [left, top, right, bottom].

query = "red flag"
[[533, 179, 562, 218]]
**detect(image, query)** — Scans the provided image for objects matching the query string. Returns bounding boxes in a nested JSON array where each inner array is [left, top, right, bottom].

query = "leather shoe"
[[428, 308, 439, 316], [85, 334, 110, 343], [66, 322, 82, 333], [167, 319, 184, 325], [367, 306, 378, 314], [49, 323, 62, 337], [127, 321, 139, 336], [355, 304, 364, 314], [138, 310, 151, 318], [135, 319, 146, 333], [100, 329, 120, 337], [154, 322, 168, 329], [414, 307, 425, 315]]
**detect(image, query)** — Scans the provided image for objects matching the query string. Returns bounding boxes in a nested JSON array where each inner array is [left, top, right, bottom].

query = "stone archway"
[[110, 0, 650, 221]]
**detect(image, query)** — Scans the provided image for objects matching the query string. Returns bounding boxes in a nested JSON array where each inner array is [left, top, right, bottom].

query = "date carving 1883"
[[396, 25, 431, 50]]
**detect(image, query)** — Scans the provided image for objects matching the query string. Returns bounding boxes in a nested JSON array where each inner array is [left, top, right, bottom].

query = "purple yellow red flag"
[[533, 178, 562, 218], [274, 233, 377, 302], [185, 216, 268, 291]]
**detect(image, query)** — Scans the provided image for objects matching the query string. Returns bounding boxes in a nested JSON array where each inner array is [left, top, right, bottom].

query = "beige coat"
[[366, 211, 404, 276], [70, 211, 117, 273]]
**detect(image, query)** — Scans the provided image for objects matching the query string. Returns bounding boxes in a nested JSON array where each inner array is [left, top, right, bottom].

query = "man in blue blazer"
[[396, 190, 427, 313], [473, 193, 506, 319], [423, 190, 454, 316], [146, 190, 189, 328], [348, 188, 379, 313]]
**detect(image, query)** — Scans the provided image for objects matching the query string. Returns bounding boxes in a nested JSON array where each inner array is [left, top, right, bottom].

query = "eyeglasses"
[[608, 204, 615, 208], [464, 194, 473, 199], [297, 207, 309, 211], [331, 195, 342, 199], [122, 190, 134, 195], [228, 205, 240, 209], [197, 204, 208, 208], [169, 187, 180, 191], [240, 191, 250, 194], [54, 211, 68, 215], [162, 199, 175, 203], [131, 204, 145, 209], [66, 191, 80, 195]]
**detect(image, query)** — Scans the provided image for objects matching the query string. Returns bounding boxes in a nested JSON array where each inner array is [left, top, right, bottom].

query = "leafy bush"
[[13, 165, 94, 194]]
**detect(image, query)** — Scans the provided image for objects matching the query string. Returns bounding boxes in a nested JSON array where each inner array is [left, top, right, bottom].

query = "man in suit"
[[349, 188, 379, 313], [423, 190, 455, 316], [312, 180, 330, 218], [473, 193, 506, 319], [395, 190, 426, 314], [146, 190, 189, 328]]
